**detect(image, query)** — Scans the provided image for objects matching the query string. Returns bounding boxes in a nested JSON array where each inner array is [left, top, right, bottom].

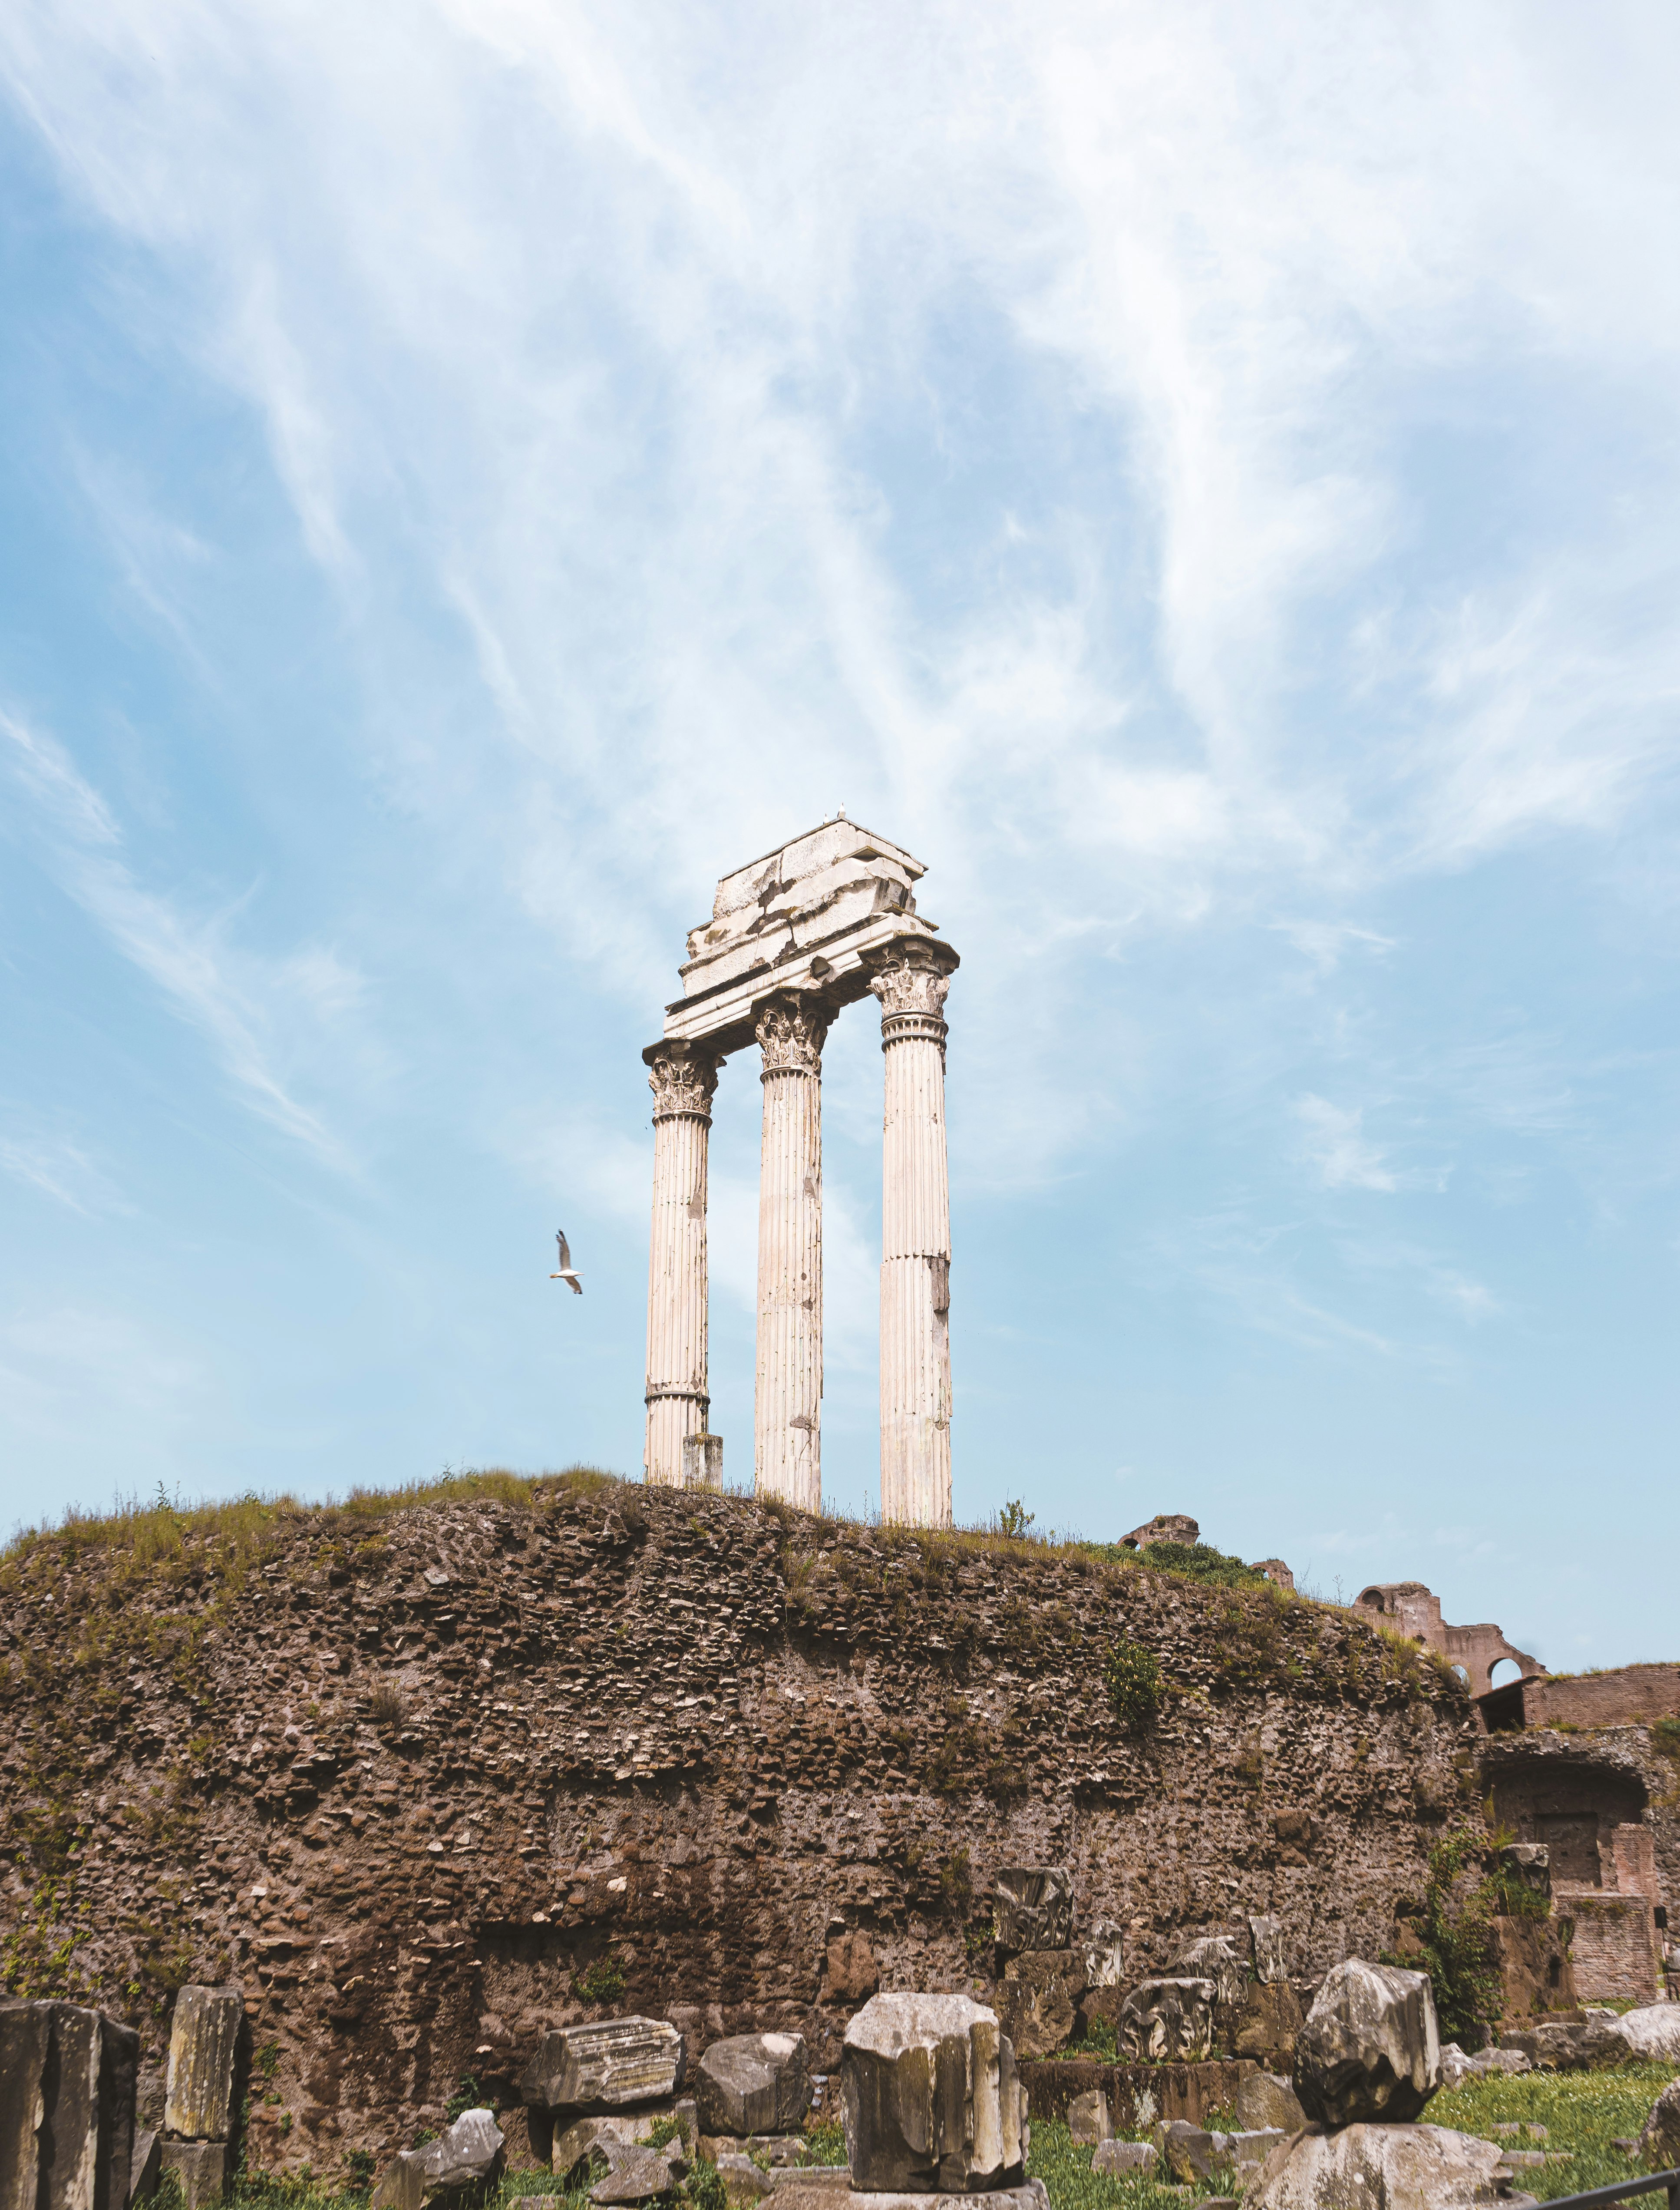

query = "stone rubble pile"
[[1249, 1959, 1548, 2210], [515, 2018, 691, 2204]]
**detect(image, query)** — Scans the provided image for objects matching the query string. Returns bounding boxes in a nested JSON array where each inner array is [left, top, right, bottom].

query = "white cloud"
[[0, 713, 353, 1166], [1294, 1094, 1397, 1193]]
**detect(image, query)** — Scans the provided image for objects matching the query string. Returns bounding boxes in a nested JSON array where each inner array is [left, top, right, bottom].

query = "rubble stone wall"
[[0, 1479, 1479, 2182]]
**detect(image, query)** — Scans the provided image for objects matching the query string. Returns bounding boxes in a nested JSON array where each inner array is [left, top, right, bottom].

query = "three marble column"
[[643, 939, 957, 1524]]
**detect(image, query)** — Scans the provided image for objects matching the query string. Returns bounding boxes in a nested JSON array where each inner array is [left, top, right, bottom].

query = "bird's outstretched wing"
[[556, 1228, 572, 1270]]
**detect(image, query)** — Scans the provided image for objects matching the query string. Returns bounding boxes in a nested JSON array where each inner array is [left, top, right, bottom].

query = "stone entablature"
[[643, 820, 959, 1526]]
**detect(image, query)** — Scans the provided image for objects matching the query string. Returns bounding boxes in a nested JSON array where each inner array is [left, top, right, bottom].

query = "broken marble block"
[[1066, 2089, 1111, 2146], [840, 1992, 1027, 2193], [1169, 1936, 1246, 2011], [1235, 2073, 1306, 2133], [1080, 1919, 1125, 1991], [522, 2018, 686, 2114], [371, 2108, 505, 2210], [1639, 2077, 1680, 2171], [1293, 1960, 1440, 2126], [1248, 1915, 1287, 1985], [0, 2000, 139, 2210], [997, 1951, 1080, 2061], [587, 2142, 687, 2205], [695, 2032, 812, 2138], [165, 1987, 244, 2141], [156, 2144, 228, 2210], [1115, 1977, 1215, 2063], [1248, 2121, 1512, 2210], [1152, 2121, 1218, 2186], [1089, 2141, 1153, 2177], [993, 1867, 1073, 1957]]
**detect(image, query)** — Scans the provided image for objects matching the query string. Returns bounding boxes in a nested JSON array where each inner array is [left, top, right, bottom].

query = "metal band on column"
[[753, 992, 829, 1510], [643, 1040, 722, 1486], [869, 940, 958, 1527]]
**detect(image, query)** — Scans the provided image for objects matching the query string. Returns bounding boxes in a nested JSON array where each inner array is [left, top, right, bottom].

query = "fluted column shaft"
[[644, 1042, 720, 1486], [753, 995, 828, 1510], [871, 945, 957, 1526]]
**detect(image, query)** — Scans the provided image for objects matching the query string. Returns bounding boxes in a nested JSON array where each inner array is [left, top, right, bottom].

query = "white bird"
[[550, 1228, 583, 1294]]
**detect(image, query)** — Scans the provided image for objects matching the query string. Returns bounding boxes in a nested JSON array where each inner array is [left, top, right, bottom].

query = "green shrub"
[[1103, 1639, 1162, 1733], [574, 1957, 626, 2005], [1383, 1827, 1507, 2043]]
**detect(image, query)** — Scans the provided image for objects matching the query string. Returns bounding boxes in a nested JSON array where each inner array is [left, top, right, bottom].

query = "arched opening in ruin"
[[1488, 1656, 1522, 1688]]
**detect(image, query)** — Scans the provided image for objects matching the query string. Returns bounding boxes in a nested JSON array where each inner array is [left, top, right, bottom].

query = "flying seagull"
[[550, 1229, 583, 1294]]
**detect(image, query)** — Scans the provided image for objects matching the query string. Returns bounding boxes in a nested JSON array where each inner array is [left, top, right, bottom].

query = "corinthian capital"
[[756, 992, 831, 1077], [866, 938, 957, 1022], [644, 1039, 722, 1119]]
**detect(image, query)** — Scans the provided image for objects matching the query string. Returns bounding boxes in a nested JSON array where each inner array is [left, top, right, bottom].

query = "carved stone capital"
[[867, 939, 956, 1044], [756, 992, 831, 1078], [644, 1040, 722, 1120]]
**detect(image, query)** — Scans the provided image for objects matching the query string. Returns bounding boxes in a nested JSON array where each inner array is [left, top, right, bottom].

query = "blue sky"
[[1, 3, 1677, 1668]]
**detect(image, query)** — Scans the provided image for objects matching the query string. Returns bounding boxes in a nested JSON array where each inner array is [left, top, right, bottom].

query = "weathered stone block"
[[1229, 2128, 1287, 2170], [1614, 2005, 1680, 2062], [694, 2034, 811, 2138], [839, 1993, 1026, 2193], [157, 2143, 228, 2210], [993, 1868, 1072, 1957], [1249, 2122, 1512, 2210], [777, 2188, 1046, 2210], [522, 2020, 686, 2113], [552, 2115, 644, 2180], [997, 1951, 1080, 2061], [1080, 1921, 1124, 1991], [1065, 2090, 1110, 2145], [588, 2144, 685, 2204], [1169, 1938, 1244, 2012], [1152, 2121, 1217, 2185], [1116, 1979, 1215, 2064], [1234, 2073, 1305, 2133], [1292, 1960, 1439, 2126], [1233, 1982, 1304, 2067], [0, 2002, 139, 2210], [164, 1988, 244, 2142], [1498, 1843, 1550, 1903], [371, 2109, 504, 2210], [1639, 2077, 1680, 2170], [713, 2154, 774, 2207], [1247, 1916, 1287, 1986], [1089, 2141, 1152, 2177], [129, 2130, 161, 2208]]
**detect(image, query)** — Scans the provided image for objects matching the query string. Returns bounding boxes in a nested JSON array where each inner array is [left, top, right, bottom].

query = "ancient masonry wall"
[[0, 1481, 1479, 2180]]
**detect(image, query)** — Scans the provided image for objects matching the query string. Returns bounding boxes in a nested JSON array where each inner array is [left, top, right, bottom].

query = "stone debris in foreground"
[[371, 2108, 505, 2210], [774, 2187, 1047, 2210], [1152, 2121, 1218, 2185], [1249, 2121, 1524, 2210], [840, 1993, 1026, 2194], [1292, 1959, 1440, 2125], [164, 1987, 245, 2142], [522, 2019, 687, 2112], [0, 2000, 139, 2210], [1065, 2089, 1111, 2145], [156, 2144, 228, 2210], [1089, 2142, 1153, 2177], [1640, 2077, 1680, 2171], [588, 2143, 688, 2204], [1235, 2072, 1307, 2133], [696, 2033, 812, 2138]]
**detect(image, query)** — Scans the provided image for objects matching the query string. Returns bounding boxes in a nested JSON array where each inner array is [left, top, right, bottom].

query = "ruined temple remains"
[[643, 820, 959, 1525], [1353, 1582, 1542, 1701]]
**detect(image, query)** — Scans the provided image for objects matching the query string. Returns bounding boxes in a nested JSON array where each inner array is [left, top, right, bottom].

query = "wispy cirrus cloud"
[[1, 712, 350, 1165]]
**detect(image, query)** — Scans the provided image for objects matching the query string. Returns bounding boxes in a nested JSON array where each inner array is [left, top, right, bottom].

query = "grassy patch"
[[1026, 2118, 1183, 2210], [1429, 2062, 1673, 2203]]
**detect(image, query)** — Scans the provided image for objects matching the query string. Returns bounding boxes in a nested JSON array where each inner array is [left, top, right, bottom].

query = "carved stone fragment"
[[839, 1993, 1026, 2193], [165, 1988, 244, 2141], [997, 1950, 1080, 2060], [371, 2110, 505, 2210], [1247, 1915, 1287, 1985], [694, 2034, 811, 2139], [1115, 1977, 1215, 2063], [1292, 1960, 1440, 2126], [521, 2020, 686, 2114], [993, 1867, 1072, 1957]]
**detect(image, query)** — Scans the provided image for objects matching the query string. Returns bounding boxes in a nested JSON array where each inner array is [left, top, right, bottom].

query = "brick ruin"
[[0, 1479, 1495, 2183]]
